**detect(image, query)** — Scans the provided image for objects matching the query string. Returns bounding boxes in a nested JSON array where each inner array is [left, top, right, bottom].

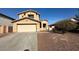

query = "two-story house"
[[12, 10, 48, 32]]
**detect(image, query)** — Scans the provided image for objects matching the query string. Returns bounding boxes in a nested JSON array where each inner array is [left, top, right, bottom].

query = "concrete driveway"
[[0, 32, 37, 51]]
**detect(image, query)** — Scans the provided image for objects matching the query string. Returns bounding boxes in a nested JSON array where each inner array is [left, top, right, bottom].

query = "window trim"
[[28, 14, 34, 18]]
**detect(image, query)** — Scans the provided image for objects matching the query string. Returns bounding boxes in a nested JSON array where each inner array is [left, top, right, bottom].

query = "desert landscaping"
[[38, 32, 79, 51]]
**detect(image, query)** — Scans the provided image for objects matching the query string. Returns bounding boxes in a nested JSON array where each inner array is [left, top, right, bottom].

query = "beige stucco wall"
[[0, 25, 3, 33], [40, 21, 48, 31], [48, 26, 55, 31], [0, 25, 9, 33], [5, 26, 8, 33], [0, 15, 14, 33], [0, 15, 13, 26], [13, 18, 40, 32], [18, 12, 40, 21], [48, 26, 52, 31]]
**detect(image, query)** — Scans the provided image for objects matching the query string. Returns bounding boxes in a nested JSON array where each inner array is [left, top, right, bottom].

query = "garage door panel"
[[17, 25, 36, 32]]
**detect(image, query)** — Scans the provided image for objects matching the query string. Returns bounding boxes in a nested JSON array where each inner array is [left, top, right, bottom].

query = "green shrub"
[[53, 20, 78, 33]]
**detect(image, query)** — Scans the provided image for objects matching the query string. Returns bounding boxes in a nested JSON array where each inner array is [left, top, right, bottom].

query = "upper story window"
[[28, 14, 34, 19], [21, 14, 25, 18]]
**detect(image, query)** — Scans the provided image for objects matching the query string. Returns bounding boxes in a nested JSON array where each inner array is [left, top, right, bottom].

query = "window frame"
[[28, 14, 34, 19]]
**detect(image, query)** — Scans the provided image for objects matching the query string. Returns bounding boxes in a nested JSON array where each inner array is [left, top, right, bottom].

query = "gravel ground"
[[38, 32, 79, 51], [0, 32, 37, 51]]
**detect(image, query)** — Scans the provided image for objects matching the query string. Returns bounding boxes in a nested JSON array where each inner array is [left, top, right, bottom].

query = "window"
[[43, 23, 46, 28], [28, 14, 34, 18]]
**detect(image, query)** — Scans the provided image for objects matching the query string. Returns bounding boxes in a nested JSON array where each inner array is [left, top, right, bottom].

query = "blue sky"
[[0, 8, 78, 24]]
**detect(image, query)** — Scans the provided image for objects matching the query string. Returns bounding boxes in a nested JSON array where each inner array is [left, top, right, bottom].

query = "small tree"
[[54, 20, 78, 33]]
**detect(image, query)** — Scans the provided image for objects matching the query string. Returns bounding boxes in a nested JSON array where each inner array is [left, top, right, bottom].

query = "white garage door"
[[17, 25, 36, 32]]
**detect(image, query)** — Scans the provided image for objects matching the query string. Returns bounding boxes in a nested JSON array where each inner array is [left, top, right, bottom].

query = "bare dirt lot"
[[38, 32, 79, 51]]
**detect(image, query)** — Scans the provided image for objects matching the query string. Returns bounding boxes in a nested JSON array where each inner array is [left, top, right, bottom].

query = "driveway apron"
[[0, 32, 37, 51]]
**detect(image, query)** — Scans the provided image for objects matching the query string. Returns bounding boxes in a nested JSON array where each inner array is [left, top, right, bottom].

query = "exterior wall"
[[49, 27, 52, 31], [40, 21, 48, 31], [36, 14, 40, 21], [0, 15, 13, 33], [0, 25, 3, 33], [48, 26, 55, 31], [0, 25, 8, 33], [6, 26, 9, 33], [0, 15, 13, 26], [18, 12, 40, 21], [0, 26, 11, 33], [13, 19, 40, 32], [19, 13, 25, 19]]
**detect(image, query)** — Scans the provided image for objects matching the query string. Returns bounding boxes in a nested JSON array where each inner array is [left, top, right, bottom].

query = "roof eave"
[[12, 17, 41, 23], [17, 10, 40, 15], [0, 13, 15, 20]]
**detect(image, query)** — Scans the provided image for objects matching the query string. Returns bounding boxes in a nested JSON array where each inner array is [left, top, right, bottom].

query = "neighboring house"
[[0, 13, 15, 33], [71, 18, 79, 22], [12, 10, 48, 32], [49, 24, 55, 31]]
